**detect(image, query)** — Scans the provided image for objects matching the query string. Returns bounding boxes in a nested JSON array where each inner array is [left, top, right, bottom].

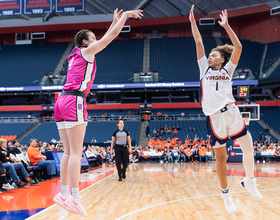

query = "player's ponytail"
[[211, 44, 234, 68], [62, 29, 92, 71]]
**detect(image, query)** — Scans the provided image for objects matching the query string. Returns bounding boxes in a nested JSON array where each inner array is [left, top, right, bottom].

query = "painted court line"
[[25, 171, 116, 220], [115, 187, 280, 220]]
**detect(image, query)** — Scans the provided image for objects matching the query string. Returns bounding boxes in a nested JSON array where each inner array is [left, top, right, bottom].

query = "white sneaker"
[[64, 195, 87, 217], [240, 177, 262, 200], [2, 183, 14, 190], [221, 192, 236, 214]]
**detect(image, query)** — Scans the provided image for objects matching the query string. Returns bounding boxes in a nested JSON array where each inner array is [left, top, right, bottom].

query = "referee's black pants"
[[115, 145, 128, 178]]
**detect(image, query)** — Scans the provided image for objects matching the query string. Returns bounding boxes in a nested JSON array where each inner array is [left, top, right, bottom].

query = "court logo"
[[230, 152, 235, 156], [78, 104, 83, 110]]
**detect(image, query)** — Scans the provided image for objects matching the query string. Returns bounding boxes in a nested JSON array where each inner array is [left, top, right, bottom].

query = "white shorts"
[[206, 104, 247, 148], [56, 121, 87, 130]]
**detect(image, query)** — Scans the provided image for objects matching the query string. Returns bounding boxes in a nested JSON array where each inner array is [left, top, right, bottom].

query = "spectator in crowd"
[[146, 125, 150, 138], [177, 125, 181, 131], [0, 139, 33, 187], [193, 127, 196, 132], [259, 132, 262, 142], [185, 147, 193, 162], [0, 161, 14, 190], [265, 134, 271, 142], [188, 127, 192, 132], [178, 147, 186, 162], [199, 146, 208, 162], [181, 112, 185, 117], [173, 128, 179, 134], [192, 146, 199, 162], [128, 111, 132, 116], [105, 138, 112, 143], [91, 137, 97, 143], [50, 137, 57, 144], [27, 139, 56, 178]]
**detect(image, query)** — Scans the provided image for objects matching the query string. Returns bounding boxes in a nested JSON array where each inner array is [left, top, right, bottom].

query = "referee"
[[111, 120, 132, 181]]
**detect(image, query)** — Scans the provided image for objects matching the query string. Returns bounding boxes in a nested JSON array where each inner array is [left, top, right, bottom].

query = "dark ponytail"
[[62, 29, 92, 71]]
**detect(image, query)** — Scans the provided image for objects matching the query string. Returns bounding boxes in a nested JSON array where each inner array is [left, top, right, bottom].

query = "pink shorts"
[[54, 95, 88, 129]]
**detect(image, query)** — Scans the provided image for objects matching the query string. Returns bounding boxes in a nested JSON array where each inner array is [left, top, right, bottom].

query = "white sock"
[[237, 132, 254, 180], [60, 184, 69, 197], [71, 187, 80, 200]]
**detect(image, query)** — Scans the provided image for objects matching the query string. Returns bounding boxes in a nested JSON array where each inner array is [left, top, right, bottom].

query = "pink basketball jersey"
[[63, 47, 97, 96]]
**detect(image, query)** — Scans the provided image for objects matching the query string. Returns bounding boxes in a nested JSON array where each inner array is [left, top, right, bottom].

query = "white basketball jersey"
[[198, 56, 237, 116]]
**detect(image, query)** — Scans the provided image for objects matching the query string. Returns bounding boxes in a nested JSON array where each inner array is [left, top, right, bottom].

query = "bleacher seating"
[[263, 41, 280, 78], [0, 43, 69, 86], [0, 123, 34, 137], [149, 37, 216, 82], [221, 38, 265, 78], [0, 112, 41, 118], [85, 121, 140, 144], [261, 109, 280, 133], [93, 39, 144, 84], [149, 119, 277, 143], [20, 121, 141, 145], [20, 123, 60, 145], [149, 120, 208, 141], [247, 121, 277, 142]]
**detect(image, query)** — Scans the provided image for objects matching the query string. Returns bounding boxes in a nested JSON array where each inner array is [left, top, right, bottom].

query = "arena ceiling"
[[1, 0, 280, 21]]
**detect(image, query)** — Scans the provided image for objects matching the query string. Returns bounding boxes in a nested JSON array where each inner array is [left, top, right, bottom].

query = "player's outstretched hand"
[[125, 10, 144, 19], [114, 8, 124, 22], [189, 4, 195, 23], [218, 10, 229, 27]]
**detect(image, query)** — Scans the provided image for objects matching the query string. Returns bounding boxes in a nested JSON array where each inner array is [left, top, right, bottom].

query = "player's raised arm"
[[218, 9, 242, 65], [190, 5, 205, 60], [84, 10, 143, 56], [103, 8, 124, 38]]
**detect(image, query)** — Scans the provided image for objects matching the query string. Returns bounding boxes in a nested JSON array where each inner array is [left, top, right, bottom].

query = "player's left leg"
[[237, 132, 262, 200]]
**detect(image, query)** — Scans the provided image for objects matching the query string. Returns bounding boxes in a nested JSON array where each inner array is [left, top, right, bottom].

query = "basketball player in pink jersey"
[[190, 5, 262, 214], [53, 9, 143, 216]]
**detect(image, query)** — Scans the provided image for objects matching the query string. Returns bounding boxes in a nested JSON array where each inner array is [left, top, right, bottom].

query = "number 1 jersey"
[[198, 55, 237, 116]]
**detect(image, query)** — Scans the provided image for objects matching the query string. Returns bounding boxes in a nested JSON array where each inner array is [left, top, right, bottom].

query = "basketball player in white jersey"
[[190, 5, 262, 213]]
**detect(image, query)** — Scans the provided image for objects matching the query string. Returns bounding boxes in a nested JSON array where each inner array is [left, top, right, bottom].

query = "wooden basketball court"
[[26, 163, 280, 220]]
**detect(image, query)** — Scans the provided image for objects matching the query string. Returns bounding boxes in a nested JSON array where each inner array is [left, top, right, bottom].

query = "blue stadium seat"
[[261, 109, 280, 133], [0, 123, 34, 136], [20, 121, 141, 145], [221, 38, 264, 78], [0, 43, 69, 86], [149, 37, 216, 82]]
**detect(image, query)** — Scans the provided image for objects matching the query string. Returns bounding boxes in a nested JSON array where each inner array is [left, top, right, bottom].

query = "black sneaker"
[[122, 173, 126, 179], [118, 177, 122, 181], [17, 181, 28, 188], [28, 179, 39, 186]]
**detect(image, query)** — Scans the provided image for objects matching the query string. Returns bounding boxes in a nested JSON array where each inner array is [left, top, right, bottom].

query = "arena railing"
[[149, 114, 205, 121], [0, 117, 39, 123], [42, 115, 141, 122]]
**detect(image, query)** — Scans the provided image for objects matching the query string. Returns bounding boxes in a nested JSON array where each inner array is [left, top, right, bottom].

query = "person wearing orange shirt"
[[185, 147, 193, 162], [199, 146, 208, 162], [27, 139, 56, 178]]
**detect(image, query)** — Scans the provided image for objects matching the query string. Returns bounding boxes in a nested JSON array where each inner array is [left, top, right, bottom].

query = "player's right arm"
[[111, 136, 115, 157], [190, 5, 205, 60], [84, 10, 143, 56]]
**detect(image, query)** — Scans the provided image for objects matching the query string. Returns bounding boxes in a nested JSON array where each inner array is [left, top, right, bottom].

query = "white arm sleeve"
[[224, 60, 237, 78], [197, 56, 209, 80]]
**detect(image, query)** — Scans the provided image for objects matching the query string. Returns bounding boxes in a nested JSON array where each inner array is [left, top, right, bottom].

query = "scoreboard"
[[237, 86, 249, 98]]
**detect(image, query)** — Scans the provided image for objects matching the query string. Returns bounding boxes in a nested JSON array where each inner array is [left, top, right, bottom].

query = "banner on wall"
[[55, 0, 84, 13], [228, 139, 243, 162], [24, 0, 52, 14], [0, 0, 21, 16]]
